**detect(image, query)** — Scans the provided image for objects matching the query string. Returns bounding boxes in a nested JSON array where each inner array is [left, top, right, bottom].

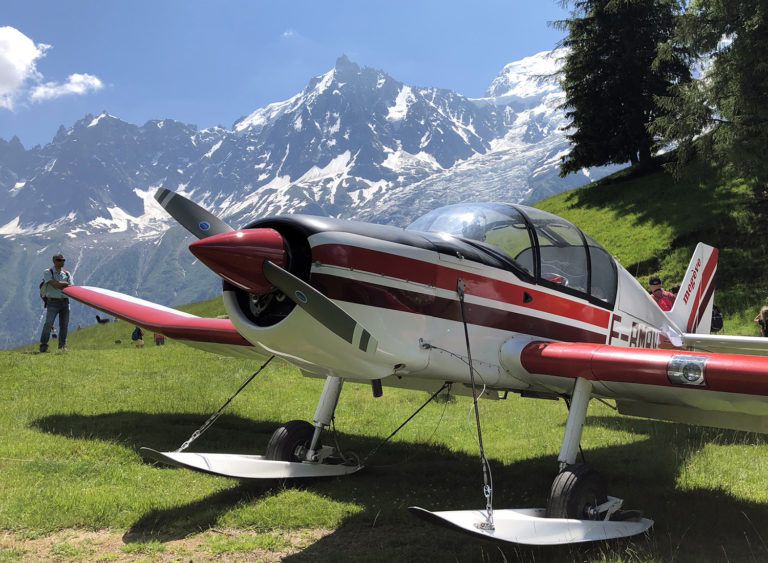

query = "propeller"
[[154, 187, 234, 239], [262, 260, 378, 355], [156, 188, 379, 356]]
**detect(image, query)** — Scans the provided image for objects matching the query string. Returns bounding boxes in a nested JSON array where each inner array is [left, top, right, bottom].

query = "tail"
[[669, 243, 718, 334]]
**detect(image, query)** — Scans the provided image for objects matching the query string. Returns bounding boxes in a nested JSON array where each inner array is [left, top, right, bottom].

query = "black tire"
[[265, 420, 315, 462], [545, 464, 608, 520]]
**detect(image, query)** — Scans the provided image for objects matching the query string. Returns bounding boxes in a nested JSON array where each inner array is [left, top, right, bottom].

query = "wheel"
[[265, 420, 315, 462], [545, 464, 608, 519]]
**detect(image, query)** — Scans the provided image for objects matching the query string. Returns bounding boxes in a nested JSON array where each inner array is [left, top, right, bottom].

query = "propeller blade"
[[154, 187, 234, 239], [262, 260, 378, 355]]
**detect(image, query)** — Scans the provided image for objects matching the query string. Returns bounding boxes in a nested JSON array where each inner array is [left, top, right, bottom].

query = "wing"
[[63, 286, 263, 359], [517, 340, 768, 433]]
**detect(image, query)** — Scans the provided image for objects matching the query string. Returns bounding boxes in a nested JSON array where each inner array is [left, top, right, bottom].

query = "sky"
[[1, 1, 570, 149]]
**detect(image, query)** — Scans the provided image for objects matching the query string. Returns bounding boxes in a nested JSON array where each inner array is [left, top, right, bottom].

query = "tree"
[[655, 0, 768, 188], [554, 0, 691, 176]]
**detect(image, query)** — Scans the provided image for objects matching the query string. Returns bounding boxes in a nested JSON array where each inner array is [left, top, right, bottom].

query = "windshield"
[[407, 202, 617, 305], [407, 203, 536, 275]]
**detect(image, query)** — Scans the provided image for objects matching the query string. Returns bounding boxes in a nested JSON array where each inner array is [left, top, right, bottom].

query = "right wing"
[[63, 286, 263, 359], [516, 339, 768, 433]]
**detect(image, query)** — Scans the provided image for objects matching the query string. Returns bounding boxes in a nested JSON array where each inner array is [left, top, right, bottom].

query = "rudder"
[[669, 243, 718, 334]]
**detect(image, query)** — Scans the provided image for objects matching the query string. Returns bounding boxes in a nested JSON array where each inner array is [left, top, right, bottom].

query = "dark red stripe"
[[312, 244, 611, 329], [312, 274, 607, 344], [687, 249, 718, 332]]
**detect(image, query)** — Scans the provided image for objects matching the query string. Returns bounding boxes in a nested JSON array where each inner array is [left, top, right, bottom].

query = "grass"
[[3, 159, 768, 560], [2, 315, 768, 561]]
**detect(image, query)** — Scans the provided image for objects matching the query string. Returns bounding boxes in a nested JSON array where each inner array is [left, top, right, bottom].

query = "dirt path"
[[0, 528, 332, 561]]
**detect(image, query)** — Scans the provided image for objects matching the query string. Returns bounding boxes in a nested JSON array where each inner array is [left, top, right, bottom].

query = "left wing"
[[63, 286, 262, 358], [516, 340, 768, 433]]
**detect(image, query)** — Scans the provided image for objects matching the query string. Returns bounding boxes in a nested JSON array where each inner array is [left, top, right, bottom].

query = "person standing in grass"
[[754, 306, 768, 337], [39, 254, 73, 353]]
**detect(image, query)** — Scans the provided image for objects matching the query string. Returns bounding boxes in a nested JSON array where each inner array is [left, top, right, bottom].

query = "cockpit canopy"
[[407, 202, 617, 305]]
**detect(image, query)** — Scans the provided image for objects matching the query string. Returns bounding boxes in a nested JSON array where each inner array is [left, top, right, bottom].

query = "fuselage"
[[217, 203, 675, 396]]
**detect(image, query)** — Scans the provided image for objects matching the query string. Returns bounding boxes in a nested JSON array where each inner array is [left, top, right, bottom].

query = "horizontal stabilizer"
[[682, 333, 768, 355], [140, 448, 362, 479]]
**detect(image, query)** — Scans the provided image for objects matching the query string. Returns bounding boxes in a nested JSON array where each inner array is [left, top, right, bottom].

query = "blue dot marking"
[[199, 221, 211, 231], [295, 290, 308, 304]]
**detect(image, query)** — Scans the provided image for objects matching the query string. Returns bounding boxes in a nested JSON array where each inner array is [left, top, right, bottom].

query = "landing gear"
[[409, 375, 652, 543], [545, 377, 639, 522], [265, 375, 348, 465], [546, 463, 607, 519], [265, 420, 315, 462], [140, 373, 361, 478], [545, 377, 610, 519]]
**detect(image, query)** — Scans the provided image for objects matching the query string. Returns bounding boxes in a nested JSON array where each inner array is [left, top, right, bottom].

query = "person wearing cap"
[[39, 254, 73, 352], [648, 275, 675, 311]]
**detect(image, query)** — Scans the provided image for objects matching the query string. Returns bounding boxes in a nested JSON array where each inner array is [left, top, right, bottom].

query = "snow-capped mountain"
[[0, 49, 612, 349]]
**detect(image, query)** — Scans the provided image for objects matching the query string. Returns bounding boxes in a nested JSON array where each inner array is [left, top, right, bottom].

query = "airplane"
[[62, 188, 768, 546]]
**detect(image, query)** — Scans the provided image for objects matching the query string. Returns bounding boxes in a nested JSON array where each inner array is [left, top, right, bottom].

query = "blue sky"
[[1, 1, 569, 148]]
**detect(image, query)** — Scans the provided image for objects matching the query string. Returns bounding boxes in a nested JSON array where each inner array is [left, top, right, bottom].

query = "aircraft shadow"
[[32, 411, 279, 454], [33, 411, 768, 562]]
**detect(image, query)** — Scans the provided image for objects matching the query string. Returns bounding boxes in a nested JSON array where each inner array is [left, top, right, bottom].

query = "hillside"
[[536, 158, 765, 336]]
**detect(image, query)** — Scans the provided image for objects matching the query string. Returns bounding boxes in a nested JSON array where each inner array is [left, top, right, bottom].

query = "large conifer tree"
[[656, 0, 768, 187], [555, 0, 690, 176]]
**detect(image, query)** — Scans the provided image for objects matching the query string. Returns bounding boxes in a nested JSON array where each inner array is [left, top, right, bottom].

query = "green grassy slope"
[[536, 159, 765, 335], [4, 319, 768, 562]]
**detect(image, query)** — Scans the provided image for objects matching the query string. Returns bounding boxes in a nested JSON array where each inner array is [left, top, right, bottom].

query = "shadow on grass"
[[32, 411, 278, 454], [32, 411, 768, 562]]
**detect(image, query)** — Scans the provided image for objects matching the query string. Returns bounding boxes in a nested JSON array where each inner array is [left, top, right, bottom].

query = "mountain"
[[0, 49, 613, 349]]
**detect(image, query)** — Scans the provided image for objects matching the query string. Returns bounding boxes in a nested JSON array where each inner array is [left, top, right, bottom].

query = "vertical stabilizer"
[[669, 243, 718, 334]]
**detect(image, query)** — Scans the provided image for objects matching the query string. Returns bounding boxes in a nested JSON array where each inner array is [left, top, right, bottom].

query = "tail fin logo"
[[682, 258, 701, 305], [668, 243, 718, 334]]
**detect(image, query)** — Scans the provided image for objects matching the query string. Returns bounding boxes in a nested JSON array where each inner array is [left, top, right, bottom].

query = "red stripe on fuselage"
[[312, 243, 611, 330], [312, 274, 608, 343]]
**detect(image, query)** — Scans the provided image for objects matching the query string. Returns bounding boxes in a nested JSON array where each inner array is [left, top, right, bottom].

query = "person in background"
[[754, 306, 768, 337], [648, 275, 676, 311], [131, 326, 145, 348], [39, 254, 73, 353]]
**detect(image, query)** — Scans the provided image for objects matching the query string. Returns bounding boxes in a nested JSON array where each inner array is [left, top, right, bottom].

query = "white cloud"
[[0, 26, 48, 109], [0, 26, 102, 110], [30, 72, 103, 102]]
